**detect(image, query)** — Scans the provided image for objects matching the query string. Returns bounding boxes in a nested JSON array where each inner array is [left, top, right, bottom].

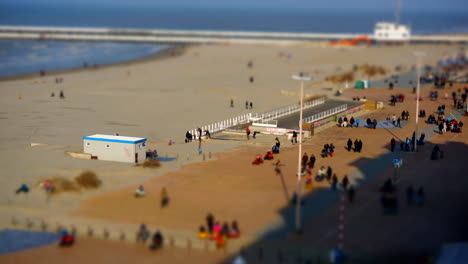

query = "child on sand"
[[135, 185, 145, 198], [198, 226, 208, 239], [229, 220, 240, 238]]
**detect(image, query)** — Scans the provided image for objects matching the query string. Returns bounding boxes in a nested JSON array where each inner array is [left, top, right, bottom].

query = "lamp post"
[[292, 72, 312, 234], [414, 52, 425, 152]]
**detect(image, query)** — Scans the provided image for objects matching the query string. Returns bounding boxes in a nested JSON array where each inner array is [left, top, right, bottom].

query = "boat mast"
[[395, 0, 401, 25]]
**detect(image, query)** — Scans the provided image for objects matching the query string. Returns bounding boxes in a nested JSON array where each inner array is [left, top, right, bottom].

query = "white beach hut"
[[83, 134, 147, 163]]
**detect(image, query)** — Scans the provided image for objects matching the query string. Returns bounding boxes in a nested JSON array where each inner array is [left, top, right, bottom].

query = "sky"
[[2, 0, 468, 10]]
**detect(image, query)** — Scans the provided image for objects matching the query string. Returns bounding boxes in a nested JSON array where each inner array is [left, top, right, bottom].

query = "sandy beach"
[[1, 42, 467, 263]]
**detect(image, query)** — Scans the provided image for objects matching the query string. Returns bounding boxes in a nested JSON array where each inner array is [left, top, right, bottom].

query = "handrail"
[[186, 96, 327, 138], [252, 96, 326, 122], [303, 104, 348, 123]]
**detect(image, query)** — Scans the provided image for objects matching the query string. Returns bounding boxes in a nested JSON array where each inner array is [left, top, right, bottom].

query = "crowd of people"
[[320, 143, 335, 157], [337, 116, 360, 128], [365, 118, 379, 129], [379, 179, 425, 215], [352, 96, 367, 101], [452, 89, 468, 109], [390, 94, 405, 105], [346, 138, 363, 153], [136, 224, 164, 250], [199, 213, 240, 248], [425, 105, 464, 134]]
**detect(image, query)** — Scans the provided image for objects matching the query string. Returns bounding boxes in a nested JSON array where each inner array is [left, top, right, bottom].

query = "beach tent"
[[354, 80, 365, 89]]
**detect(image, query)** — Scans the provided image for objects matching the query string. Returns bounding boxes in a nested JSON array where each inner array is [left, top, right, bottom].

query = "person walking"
[[347, 138, 353, 152], [160, 187, 169, 208], [331, 174, 338, 191], [372, 119, 378, 129], [353, 139, 359, 152], [390, 138, 396, 152], [197, 127, 202, 141], [357, 140, 363, 153], [205, 129, 211, 139], [309, 154, 316, 169], [406, 185, 414, 206], [302, 153, 309, 168], [59, 90, 65, 99], [342, 175, 349, 190], [291, 131, 298, 144], [246, 127, 251, 140], [356, 119, 360, 127], [397, 117, 401, 128], [415, 187, 425, 206], [137, 224, 150, 243], [349, 117, 355, 127], [347, 185, 355, 203], [249, 102, 253, 109], [438, 123, 444, 134], [326, 166, 332, 182], [329, 143, 335, 157], [230, 98, 234, 108], [245, 101, 249, 109], [206, 213, 215, 233]]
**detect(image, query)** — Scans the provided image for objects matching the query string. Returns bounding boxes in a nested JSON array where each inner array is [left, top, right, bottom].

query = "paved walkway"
[[254, 107, 463, 239]]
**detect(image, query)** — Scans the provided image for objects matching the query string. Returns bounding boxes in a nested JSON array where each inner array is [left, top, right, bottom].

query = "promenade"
[[1, 81, 466, 263]]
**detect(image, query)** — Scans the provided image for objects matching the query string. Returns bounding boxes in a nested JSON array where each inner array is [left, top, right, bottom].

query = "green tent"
[[354, 80, 365, 89]]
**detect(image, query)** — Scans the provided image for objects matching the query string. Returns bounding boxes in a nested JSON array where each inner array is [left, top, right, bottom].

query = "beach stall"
[[355, 80, 371, 89], [83, 134, 147, 163], [354, 80, 365, 89]]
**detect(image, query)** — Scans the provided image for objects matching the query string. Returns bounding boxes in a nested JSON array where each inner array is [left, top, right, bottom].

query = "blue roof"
[[83, 134, 146, 144]]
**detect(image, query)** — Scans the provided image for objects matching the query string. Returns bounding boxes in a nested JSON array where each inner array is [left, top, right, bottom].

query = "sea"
[[0, 2, 467, 77]]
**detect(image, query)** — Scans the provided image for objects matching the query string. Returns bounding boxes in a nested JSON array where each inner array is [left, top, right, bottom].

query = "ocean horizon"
[[1, 3, 467, 77]]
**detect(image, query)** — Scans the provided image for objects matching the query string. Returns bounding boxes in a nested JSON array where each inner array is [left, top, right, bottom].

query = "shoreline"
[[0, 44, 191, 82]]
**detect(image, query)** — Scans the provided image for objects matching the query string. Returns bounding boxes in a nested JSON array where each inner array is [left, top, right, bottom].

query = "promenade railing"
[[187, 96, 326, 137], [251, 96, 326, 122], [252, 119, 278, 128], [303, 104, 348, 124], [188, 113, 252, 138]]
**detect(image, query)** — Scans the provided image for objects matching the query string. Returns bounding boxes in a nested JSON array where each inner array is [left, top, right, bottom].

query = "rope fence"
[[7, 215, 330, 262]]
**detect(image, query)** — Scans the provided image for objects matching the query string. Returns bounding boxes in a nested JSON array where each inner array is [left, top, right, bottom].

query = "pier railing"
[[303, 104, 348, 124]]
